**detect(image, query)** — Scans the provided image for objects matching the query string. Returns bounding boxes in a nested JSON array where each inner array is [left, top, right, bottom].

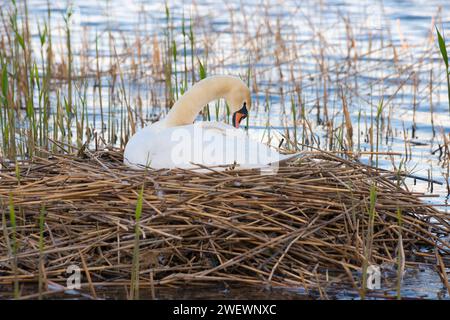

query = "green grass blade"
[[436, 27, 449, 68]]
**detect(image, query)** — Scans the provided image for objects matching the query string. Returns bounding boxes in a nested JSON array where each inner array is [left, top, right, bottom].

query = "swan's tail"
[[252, 152, 304, 175], [269, 151, 304, 167]]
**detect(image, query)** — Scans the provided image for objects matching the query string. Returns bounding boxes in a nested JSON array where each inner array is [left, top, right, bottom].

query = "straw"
[[0, 148, 448, 298]]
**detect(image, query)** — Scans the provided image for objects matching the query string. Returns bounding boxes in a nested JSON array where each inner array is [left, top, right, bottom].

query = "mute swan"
[[124, 75, 296, 171]]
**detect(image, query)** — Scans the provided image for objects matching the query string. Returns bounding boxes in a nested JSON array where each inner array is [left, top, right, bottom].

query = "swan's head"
[[224, 82, 251, 128]]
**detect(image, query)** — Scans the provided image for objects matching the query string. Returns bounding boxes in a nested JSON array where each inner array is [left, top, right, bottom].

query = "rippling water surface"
[[2, 0, 450, 299]]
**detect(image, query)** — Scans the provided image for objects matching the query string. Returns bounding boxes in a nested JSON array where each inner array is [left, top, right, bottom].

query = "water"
[[1, 0, 450, 299]]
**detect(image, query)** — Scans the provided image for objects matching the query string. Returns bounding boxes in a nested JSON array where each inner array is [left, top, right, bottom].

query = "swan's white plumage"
[[124, 120, 292, 170], [124, 75, 295, 171]]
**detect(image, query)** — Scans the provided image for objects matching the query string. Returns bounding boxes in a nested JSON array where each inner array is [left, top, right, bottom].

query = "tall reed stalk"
[[361, 183, 377, 299], [130, 184, 144, 300]]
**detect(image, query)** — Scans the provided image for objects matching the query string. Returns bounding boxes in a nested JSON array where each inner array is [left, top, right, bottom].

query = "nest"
[[0, 148, 449, 298]]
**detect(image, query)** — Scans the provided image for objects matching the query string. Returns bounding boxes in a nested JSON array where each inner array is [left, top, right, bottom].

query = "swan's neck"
[[163, 76, 236, 127]]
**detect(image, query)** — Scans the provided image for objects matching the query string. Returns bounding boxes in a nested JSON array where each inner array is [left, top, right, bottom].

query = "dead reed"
[[0, 148, 448, 298]]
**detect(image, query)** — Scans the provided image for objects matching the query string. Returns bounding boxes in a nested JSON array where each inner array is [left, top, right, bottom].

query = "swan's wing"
[[195, 121, 246, 137]]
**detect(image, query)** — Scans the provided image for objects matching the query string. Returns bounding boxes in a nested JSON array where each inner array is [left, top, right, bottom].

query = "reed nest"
[[0, 148, 449, 297]]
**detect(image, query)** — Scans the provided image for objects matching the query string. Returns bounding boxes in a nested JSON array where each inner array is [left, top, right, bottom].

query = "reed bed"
[[0, 148, 448, 299]]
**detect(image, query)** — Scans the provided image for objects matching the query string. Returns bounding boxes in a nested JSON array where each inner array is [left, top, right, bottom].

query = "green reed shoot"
[[164, 3, 174, 106], [172, 39, 179, 100], [198, 58, 210, 121], [1, 55, 8, 155], [361, 183, 377, 299], [130, 184, 144, 300], [181, 13, 188, 94], [188, 17, 195, 84], [436, 27, 450, 115], [395, 159, 405, 300], [375, 100, 384, 168], [64, 7, 73, 116]]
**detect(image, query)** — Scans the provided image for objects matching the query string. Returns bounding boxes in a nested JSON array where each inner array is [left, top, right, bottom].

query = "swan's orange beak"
[[232, 103, 248, 128]]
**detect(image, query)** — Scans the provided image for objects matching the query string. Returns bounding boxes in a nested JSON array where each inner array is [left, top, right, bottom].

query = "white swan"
[[124, 75, 296, 171]]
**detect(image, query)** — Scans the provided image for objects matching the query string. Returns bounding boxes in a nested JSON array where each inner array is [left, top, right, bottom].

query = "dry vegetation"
[[0, 148, 449, 299]]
